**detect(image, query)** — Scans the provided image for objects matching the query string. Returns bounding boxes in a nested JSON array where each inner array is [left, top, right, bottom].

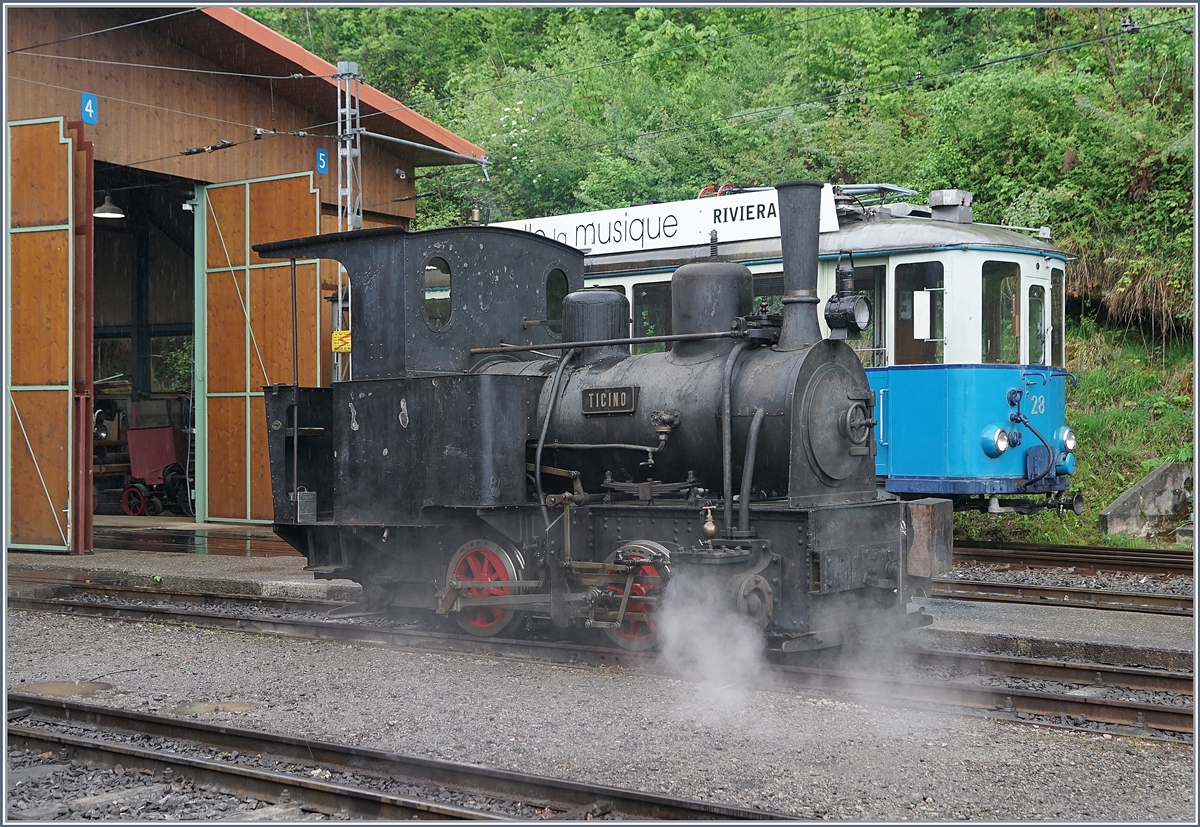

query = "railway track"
[[930, 579, 1193, 615], [8, 585, 1193, 736], [7, 695, 784, 820], [14, 564, 1191, 620], [953, 541, 1194, 576], [85, 531, 1195, 576]]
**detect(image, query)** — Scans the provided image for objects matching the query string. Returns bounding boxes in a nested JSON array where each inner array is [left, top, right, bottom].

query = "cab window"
[[1028, 284, 1046, 365], [633, 282, 671, 354], [981, 261, 1020, 364], [424, 256, 452, 329], [545, 268, 568, 339], [850, 264, 886, 367], [1051, 268, 1065, 366], [893, 261, 943, 365]]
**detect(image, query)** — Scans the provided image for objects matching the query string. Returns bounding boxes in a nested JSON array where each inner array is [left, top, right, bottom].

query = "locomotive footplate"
[[773, 606, 933, 653]]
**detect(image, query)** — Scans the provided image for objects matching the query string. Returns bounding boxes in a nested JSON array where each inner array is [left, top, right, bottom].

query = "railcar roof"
[[819, 216, 1066, 258], [253, 223, 584, 259]]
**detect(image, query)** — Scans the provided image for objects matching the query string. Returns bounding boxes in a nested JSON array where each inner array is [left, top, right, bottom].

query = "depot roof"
[[141, 6, 486, 167]]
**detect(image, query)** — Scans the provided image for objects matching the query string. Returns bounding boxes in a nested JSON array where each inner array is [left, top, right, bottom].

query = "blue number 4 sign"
[[316, 147, 329, 175], [80, 93, 98, 125]]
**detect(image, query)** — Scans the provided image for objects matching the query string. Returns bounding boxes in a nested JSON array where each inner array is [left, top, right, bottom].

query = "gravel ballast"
[[5, 611, 1195, 821]]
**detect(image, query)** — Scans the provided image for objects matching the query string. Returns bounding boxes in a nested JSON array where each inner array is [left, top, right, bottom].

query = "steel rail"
[[10, 594, 1193, 734], [769, 663, 1193, 733], [7, 695, 789, 820], [953, 541, 1193, 576], [845, 644, 1193, 695], [931, 579, 1193, 616], [8, 582, 347, 615], [6, 724, 500, 821], [14, 587, 1192, 693]]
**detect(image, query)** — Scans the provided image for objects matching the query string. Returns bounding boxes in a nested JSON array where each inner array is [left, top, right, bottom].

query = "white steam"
[[656, 571, 774, 712]]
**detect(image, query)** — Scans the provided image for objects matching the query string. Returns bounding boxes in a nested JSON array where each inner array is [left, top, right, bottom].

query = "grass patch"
[[956, 321, 1193, 547]]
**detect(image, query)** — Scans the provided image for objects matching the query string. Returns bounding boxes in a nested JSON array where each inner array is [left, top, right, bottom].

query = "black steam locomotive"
[[257, 181, 953, 652]]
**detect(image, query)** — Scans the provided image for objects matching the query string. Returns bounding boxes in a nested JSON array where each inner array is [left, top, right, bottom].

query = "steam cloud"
[[656, 571, 774, 712]]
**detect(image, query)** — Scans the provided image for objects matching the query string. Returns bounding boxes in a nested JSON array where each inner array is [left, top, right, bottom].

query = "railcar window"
[[981, 261, 1020, 364], [753, 275, 784, 315], [1028, 284, 1047, 365], [850, 265, 886, 367], [893, 261, 943, 365], [1051, 268, 1065, 366], [633, 282, 671, 354], [546, 268, 568, 339], [424, 256, 452, 329]]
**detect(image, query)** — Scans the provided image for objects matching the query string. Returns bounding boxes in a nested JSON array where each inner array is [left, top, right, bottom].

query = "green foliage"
[[151, 337, 193, 393], [248, 5, 1193, 338]]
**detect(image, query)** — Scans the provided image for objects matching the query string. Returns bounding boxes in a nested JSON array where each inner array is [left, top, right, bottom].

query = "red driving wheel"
[[120, 484, 148, 516], [447, 540, 523, 637]]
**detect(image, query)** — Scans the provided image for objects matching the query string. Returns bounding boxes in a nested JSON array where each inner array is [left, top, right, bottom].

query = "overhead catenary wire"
[[10, 76, 268, 131], [11, 50, 336, 81], [6, 8, 197, 54]]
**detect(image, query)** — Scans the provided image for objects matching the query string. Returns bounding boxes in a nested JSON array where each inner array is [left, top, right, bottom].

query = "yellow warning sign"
[[332, 330, 352, 353]]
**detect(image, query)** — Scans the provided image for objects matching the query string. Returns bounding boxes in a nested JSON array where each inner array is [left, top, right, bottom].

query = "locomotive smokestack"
[[774, 180, 824, 351]]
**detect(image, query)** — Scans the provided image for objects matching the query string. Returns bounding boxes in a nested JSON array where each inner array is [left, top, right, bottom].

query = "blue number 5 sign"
[[81, 93, 98, 125], [316, 147, 329, 175]]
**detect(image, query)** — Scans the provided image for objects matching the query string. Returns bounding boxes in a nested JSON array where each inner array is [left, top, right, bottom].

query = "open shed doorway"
[[91, 162, 197, 518]]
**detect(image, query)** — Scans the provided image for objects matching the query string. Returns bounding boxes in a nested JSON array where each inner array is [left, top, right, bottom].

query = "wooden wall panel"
[[320, 277, 334, 388], [247, 264, 318, 390], [249, 177, 318, 265], [10, 230, 71, 387], [206, 396, 247, 519], [8, 120, 69, 229], [249, 396, 273, 520], [203, 173, 319, 521], [206, 270, 248, 394], [206, 185, 246, 269], [9, 391, 71, 546], [7, 9, 419, 221]]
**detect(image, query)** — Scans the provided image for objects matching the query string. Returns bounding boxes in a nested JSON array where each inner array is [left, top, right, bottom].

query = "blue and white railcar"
[[818, 190, 1079, 514], [493, 185, 1081, 514]]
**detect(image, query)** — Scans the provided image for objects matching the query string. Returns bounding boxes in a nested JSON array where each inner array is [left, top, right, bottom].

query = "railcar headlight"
[[981, 425, 1008, 458], [1059, 427, 1077, 452]]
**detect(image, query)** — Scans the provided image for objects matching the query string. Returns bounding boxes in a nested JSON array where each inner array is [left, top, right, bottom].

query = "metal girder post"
[[334, 61, 361, 381]]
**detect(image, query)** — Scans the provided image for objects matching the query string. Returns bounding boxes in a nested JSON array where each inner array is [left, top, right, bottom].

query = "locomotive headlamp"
[[824, 251, 871, 339], [824, 294, 872, 339], [1058, 427, 1077, 452], [981, 425, 1009, 458]]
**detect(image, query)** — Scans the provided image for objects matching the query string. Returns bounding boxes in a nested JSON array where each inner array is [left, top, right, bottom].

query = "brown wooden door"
[[7, 118, 85, 549], [199, 174, 321, 522]]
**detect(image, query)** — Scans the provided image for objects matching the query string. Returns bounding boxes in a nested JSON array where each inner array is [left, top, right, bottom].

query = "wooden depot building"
[[5, 6, 486, 550]]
